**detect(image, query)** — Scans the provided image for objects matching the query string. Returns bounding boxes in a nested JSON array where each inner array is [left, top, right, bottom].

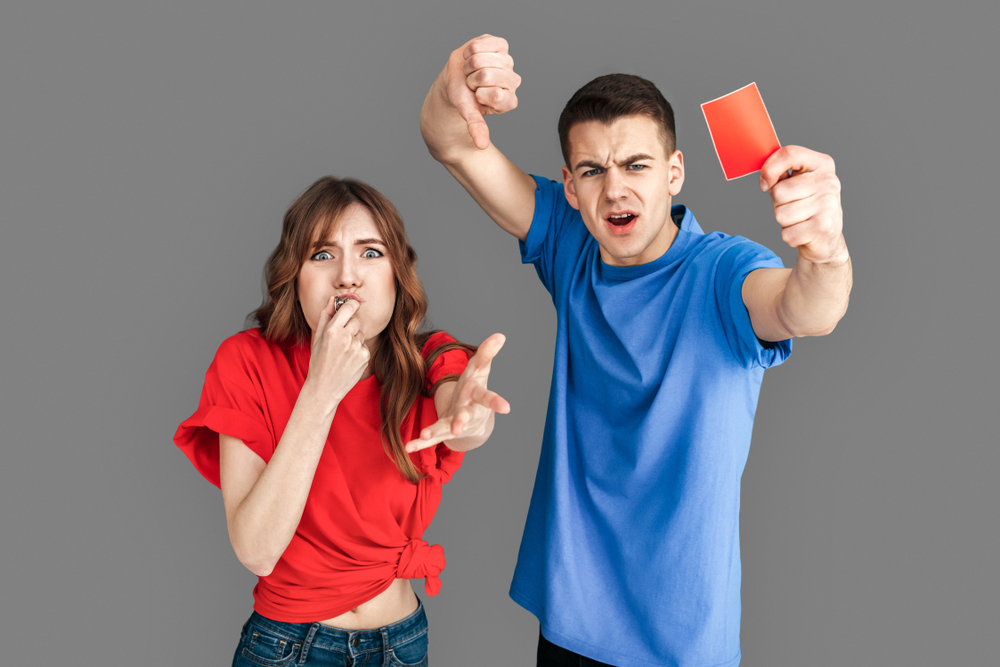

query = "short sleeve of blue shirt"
[[519, 174, 592, 301], [715, 238, 794, 369]]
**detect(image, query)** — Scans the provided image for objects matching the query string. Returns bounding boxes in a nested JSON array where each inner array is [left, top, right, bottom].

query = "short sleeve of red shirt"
[[174, 335, 276, 488], [413, 331, 471, 485]]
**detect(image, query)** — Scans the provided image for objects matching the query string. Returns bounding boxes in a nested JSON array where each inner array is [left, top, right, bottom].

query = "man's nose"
[[604, 167, 628, 200]]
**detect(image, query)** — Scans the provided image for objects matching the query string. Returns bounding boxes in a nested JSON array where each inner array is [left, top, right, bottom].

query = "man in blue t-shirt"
[[421, 35, 852, 667]]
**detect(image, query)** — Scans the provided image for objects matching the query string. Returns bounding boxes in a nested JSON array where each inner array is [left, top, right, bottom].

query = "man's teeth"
[[608, 213, 634, 225]]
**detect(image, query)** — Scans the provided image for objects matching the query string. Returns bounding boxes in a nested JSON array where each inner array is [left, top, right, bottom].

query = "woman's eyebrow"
[[311, 237, 386, 250]]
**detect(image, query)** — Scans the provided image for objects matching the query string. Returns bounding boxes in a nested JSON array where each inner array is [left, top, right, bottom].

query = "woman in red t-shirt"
[[174, 176, 509, 666]]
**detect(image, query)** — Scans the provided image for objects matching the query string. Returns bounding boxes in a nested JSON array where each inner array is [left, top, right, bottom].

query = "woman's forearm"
[[226, 381, 337, 576]]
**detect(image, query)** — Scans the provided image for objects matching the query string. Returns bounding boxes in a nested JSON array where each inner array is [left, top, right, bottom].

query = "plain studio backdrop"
[[1, 1, 996, 665]]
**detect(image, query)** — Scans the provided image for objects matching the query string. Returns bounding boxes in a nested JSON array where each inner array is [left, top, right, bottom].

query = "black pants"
[[537, 631, 616, 666]]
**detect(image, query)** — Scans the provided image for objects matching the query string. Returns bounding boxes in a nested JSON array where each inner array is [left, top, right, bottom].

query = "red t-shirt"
[[174, 329, 469, 622]]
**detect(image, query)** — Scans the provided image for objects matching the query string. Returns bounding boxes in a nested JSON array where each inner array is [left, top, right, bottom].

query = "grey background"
[[1, 1, 996, 665]]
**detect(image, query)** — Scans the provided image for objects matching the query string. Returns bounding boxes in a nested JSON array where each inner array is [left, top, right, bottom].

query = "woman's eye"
[[310, 250, 333, 261], [362, 248, 383, 259]]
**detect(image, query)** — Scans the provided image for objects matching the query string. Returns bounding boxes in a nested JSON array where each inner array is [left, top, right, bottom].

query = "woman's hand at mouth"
[[303, 296, 371, 414]]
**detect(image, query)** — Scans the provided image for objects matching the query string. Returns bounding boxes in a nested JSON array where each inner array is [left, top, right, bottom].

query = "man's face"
[[562, 114, 685, 267]]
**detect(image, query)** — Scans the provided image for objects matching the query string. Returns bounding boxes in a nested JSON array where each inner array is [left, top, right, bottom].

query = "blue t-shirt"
[[509, 176, 792, 667]]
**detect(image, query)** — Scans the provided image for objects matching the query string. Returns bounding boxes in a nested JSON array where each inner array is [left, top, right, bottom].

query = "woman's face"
[[297, 204, 396, 351]]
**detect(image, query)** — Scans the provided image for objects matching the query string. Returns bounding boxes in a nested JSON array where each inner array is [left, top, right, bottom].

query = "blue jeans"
[[232, 601, 429, 667]]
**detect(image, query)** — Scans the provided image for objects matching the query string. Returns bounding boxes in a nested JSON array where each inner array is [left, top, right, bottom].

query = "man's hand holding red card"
[[702, 84, 846, 264], [760, 146, 848, 266]]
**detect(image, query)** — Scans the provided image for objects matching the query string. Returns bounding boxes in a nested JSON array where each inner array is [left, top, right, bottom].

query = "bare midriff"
[[318, 579, 418, 630]]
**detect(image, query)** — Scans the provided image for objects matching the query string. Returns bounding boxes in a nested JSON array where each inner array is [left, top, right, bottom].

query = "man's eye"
[[310, 250, 333, 261], [628, 164, 646, 171], [362, 248, 383, 259], [583, 168, 601, 177]]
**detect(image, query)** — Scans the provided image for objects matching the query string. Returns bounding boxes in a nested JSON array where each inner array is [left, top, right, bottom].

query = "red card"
[[701, 83, 780, 180]]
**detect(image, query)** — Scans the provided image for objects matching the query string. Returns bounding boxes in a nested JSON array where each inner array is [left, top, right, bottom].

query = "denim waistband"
[[245, 600, 426, 657]]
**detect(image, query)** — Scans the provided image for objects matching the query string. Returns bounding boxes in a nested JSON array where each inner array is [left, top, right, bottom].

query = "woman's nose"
[[334, 257, 361, 287]]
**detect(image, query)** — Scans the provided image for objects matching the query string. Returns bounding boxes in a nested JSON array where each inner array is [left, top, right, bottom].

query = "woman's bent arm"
[[220, 298, 370, 577], [219, 384, 336, 577]]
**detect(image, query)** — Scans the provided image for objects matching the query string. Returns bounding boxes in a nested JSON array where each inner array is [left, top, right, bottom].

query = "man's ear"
[[669, 150, 685, 197], [562, 165, 581, 210]]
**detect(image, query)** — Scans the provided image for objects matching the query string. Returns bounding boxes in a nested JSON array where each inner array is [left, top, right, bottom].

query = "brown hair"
[[250, 176, 474, 483], [557, 73, 676, 167]]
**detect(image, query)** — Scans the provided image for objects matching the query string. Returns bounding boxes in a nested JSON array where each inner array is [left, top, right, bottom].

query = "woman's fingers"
[[449, 407, 472, 435], [405, 417, 455, 452], [404, 399, 506, 453], [330, 298, 360, 327], [469, 333, 506, 371], [345, 317, 362, 337], [469, 384, 510, 414], [313, 296, 338, 348]]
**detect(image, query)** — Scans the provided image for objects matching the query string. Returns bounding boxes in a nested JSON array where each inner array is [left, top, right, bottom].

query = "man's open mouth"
[[607, 213, 636, 227]]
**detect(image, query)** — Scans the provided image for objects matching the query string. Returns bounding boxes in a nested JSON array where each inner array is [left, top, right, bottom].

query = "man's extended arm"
[[742, 146, 853, 340], [420, 34, 537, 241]]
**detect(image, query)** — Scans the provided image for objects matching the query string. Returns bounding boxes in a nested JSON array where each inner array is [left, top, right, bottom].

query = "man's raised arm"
[[742, 146, 853, 340], [420, 34, 537, 241]]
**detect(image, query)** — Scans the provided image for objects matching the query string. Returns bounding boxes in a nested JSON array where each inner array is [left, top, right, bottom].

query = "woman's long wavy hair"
[[250, 176, 474, 483]]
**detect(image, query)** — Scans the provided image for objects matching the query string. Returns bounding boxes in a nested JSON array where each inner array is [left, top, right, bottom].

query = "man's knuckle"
[[468, 53, 489, 70], [476, 69, 495, 87]]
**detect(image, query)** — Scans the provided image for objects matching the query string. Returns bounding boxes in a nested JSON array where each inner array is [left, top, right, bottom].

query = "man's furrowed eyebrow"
[[573, 159, 604, 172], [618, 153, 656, 165], [573, 154, 657, 172]]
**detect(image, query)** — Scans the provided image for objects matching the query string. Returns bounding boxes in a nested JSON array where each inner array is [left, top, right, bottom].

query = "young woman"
[[174, 176, 509, 666]]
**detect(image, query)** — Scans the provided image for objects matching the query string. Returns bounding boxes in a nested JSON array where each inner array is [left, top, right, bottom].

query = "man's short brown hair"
[[557, 74, 676, 167]]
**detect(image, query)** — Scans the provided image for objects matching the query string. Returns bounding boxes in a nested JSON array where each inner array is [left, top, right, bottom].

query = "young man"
[[421, 34, 852, 667]]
